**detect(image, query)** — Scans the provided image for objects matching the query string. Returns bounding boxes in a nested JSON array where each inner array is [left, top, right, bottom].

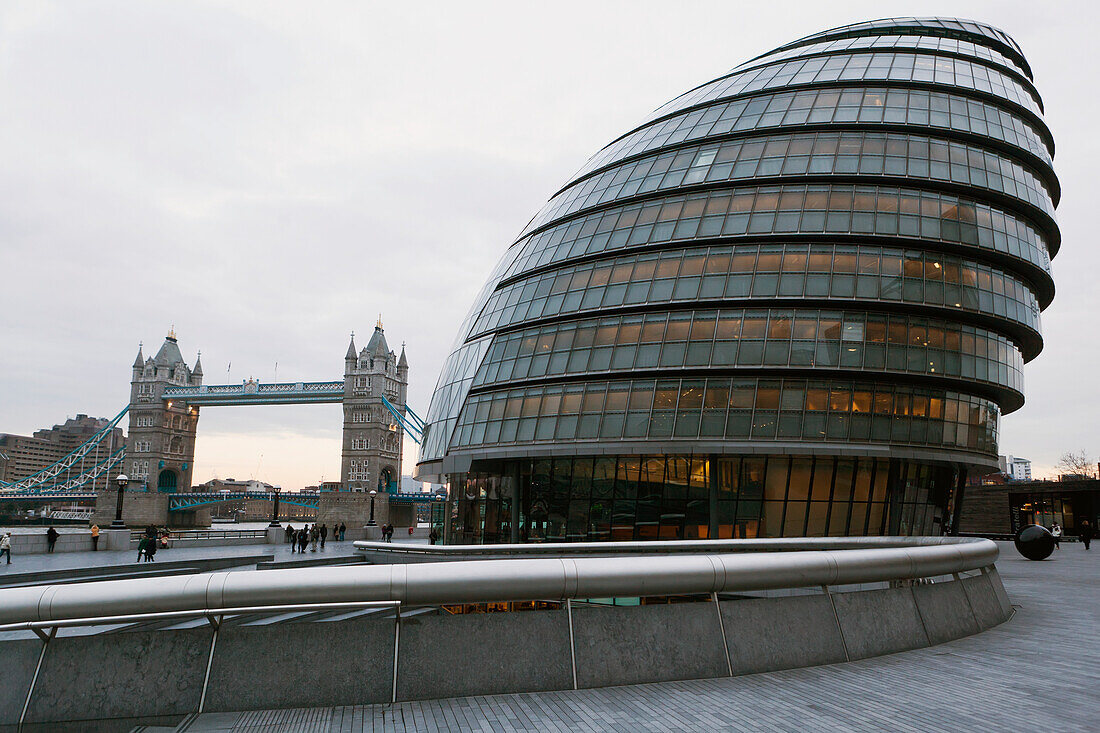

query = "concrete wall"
[[5, 529, 94, 554], [0, 571, 1012, 727]]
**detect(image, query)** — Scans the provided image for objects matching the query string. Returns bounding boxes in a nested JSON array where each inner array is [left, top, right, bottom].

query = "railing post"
[[566, 598, 578, 691], [711, 591, 733, 676], [391, 602, 401, 704], [821, 585, 850, 662], [198, 614, 222, 714], [20, 626, 56, 729]]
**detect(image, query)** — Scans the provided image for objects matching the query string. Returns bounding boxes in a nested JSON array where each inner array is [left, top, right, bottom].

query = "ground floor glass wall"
[[444, 454, 958, 544]]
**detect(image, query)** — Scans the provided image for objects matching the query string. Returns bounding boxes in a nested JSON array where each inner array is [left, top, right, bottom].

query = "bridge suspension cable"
[[0, 406, 129, 493], [379, 395, 423, 445]]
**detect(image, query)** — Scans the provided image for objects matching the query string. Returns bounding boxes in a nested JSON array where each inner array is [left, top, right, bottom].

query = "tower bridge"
[[1, 321, 431, 528]]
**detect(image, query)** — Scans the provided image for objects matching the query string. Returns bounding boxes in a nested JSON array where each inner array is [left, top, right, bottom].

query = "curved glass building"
[[418, 17, 1059, 543]]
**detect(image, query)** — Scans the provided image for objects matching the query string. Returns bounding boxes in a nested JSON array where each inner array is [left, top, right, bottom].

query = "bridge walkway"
[[169, 542, 1100, 733]]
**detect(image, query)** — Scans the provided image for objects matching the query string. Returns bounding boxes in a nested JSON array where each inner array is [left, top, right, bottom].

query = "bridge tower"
[[340, 319, 407, 493], [127, 329, 201, 492]]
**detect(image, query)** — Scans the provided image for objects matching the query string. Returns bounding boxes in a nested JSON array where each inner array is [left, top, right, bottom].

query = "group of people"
[[286, 522, 346, 553], [136, 526, 168, 562], [1051, 520, 1092, 551]]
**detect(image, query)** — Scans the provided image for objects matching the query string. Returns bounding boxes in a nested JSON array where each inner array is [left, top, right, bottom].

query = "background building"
[[0, 415, 123, 486], [998, 454, 1032, 481], [418, 17, 1060, 543]]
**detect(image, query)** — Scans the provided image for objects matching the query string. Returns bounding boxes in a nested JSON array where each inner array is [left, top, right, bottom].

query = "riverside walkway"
[[170, 541, 1099, 733]]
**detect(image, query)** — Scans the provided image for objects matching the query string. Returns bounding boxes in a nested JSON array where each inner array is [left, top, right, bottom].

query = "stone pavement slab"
[[176, 541, 1100, 732]]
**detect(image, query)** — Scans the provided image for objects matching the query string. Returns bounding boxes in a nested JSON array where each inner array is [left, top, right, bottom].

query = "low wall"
[[4, 529, 94, 555], [0, 569, 1012, 727]]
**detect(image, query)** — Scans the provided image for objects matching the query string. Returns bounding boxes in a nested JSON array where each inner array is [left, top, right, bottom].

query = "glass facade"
[[418, 17, 1060, 544]]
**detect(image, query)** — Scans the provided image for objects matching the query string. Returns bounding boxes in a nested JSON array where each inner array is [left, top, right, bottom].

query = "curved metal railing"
[[0, 537, 997, 626]]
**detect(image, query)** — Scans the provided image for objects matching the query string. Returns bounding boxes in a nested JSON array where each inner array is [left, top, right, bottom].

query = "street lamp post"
[[111, 474, 129, 528], [368, 489, 377, 526], [269, 485, 282, 528]]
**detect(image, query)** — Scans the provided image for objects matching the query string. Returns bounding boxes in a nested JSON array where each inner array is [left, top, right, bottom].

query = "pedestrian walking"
[[1052, 522, 1063, 549], [290, 529, 298, 553], [285, 524, 294, 544], [146, 536, 157, 562], [310, 524, 319, 552], [137, 536, 149, 562], [339, 522, 346, 542], [429, 528, 440, 545], [297, 528, 308, 553], [0, 532, 12, 564], [90, 524, 100, 551], [320, 523, 328, 549], [1080, 520, 1093, 551], [46, 527, 59, 553]]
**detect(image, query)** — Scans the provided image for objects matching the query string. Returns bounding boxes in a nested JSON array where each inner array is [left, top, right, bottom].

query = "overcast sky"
[[1, 0, 1096, 487]]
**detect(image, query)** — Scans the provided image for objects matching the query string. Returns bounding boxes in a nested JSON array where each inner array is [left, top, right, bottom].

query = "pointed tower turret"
[[191, 351, 203, 385], [398, 343, 408, 370], [132, 343, 145, 378], [345, 332, 357, 372], [366, 317, 390, 359]]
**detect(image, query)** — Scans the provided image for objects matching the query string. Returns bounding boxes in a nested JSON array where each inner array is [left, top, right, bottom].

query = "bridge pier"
[[315, 491, 414, 538], [91, 490, 210, 528]]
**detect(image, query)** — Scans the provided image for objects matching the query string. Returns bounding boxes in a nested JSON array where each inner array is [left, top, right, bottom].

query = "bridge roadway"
[[162, 541, 1099, 733]]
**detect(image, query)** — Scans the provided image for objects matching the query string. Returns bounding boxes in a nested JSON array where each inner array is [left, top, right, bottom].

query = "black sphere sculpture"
[[1014, 524, 1055, 561]]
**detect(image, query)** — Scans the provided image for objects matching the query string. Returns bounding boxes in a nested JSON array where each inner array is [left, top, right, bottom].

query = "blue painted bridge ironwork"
[[0, 491, 97, 503], [169, 492, 321, 512], [162, 380, 345, 406], [167, 491, 443, 512]]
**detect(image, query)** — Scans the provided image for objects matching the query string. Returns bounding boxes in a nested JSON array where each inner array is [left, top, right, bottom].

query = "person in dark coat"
[[1080, 520, 1093, 551], [429, 528, 440, 545], [137, 536, 149, 562], [320, 523, 328, 549], [46, 527, 59, 553], [339, 522, 346, 541], [285, 524, 294, 544], [298, 527, 308, 553]]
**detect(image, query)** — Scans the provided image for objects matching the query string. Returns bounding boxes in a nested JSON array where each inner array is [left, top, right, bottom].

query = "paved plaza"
[[0, 537, 360, 579], [169, 541, 1099, 732]]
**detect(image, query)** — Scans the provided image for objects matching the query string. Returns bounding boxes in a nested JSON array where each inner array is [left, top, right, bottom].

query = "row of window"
[[533, 128, 1055, 233], [474, 243, 1042, 340], [788, 18, 1022, 58], [453, 377, 999, 455], [130, 460, 150, 479], [347, 460, 371, 481], [649, 50, 1043, 126], [747, 33, 1028, 78], [420, 337, 493, 463], [574, 86, 1052, 187], [132, 441, 152, 452], [508, 184, 1053, 286], [472, 308, 1024, 395], [448, 456, 951, 542]]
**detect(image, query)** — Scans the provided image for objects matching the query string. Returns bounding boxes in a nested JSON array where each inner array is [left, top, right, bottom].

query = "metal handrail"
[[0, 537, 997, 626], [354, 536, 982, 556]]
